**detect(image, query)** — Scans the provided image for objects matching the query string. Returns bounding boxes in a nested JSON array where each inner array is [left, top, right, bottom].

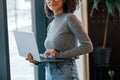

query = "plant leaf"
[[105, 0, 115, 15], [108, 70, 115, 78], [90, 0, 101, 17], [115, 0, 120, 17], [93, 0, 101, 9]]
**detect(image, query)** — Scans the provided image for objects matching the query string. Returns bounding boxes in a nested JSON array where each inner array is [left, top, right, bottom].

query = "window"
[[74, 3, 84, 80], [25, 0, 30, 2], [7, 0, 34, 80]]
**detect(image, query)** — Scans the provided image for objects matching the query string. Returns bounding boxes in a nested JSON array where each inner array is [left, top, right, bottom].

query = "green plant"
[[108, 69, 115, 80], [90, 0, 120, 48]]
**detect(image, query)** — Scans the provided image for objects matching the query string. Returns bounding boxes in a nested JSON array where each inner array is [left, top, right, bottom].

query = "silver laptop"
[[14, 31, 64, 63]]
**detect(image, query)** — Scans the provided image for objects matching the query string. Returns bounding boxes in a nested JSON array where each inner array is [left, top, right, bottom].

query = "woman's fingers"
[[45, 52, 50, 57], [45, 49, 57, 57], [26, 53, 33, 61], [28, 53, 33, 59], [25, 53, 40, 65]]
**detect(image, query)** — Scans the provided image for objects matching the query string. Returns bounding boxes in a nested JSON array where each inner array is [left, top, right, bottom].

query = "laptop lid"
[[14, 31, 64, 63], [14, 31, 41, 61]]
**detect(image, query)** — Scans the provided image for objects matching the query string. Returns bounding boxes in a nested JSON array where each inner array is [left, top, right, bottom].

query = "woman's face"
[[46, 0, 65, 13]]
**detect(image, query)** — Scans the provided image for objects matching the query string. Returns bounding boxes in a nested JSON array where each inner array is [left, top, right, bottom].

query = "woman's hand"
[[45, 49, 57, 57], [26, 53, 40, 65]]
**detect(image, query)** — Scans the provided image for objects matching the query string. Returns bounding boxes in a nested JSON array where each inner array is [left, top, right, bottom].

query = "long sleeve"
[[55, 14, 93, 58]]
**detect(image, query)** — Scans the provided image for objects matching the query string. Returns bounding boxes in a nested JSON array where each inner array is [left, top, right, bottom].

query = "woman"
[[26, 0, 93, 80]]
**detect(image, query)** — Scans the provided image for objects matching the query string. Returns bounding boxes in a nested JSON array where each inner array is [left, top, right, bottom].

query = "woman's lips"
[[51, 4, 58, 7]]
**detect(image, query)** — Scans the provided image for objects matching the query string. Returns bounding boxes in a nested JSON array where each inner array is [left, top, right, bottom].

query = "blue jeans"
[[45, 60, 79, 80]]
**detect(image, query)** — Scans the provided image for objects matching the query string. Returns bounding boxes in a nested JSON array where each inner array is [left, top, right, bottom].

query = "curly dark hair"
[[44, 0, 79, 18]]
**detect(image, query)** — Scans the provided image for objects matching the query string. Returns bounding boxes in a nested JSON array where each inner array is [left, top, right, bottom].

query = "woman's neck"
[[54, 9, 64, 15]]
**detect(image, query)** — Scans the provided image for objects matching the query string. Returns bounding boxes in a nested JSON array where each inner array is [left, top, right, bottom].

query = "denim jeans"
[[45, 60, 79, 80]]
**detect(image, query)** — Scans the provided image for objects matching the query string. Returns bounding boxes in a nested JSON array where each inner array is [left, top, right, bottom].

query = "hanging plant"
[[90, 0, 120, 48]]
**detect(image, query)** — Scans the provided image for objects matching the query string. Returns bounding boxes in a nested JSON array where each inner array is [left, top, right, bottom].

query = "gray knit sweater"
[[44, 13, 93, 59]]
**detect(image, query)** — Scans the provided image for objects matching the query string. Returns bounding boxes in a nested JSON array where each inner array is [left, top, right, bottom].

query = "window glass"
[[7, 0, 34, 80], [74, 1, 84, 80]]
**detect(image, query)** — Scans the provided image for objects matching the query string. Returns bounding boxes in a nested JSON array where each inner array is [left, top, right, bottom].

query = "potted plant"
[[90, 0, 120, 66]]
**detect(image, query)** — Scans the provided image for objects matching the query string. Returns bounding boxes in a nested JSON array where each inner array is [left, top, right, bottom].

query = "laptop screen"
[[14, 31, 40, 61]]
